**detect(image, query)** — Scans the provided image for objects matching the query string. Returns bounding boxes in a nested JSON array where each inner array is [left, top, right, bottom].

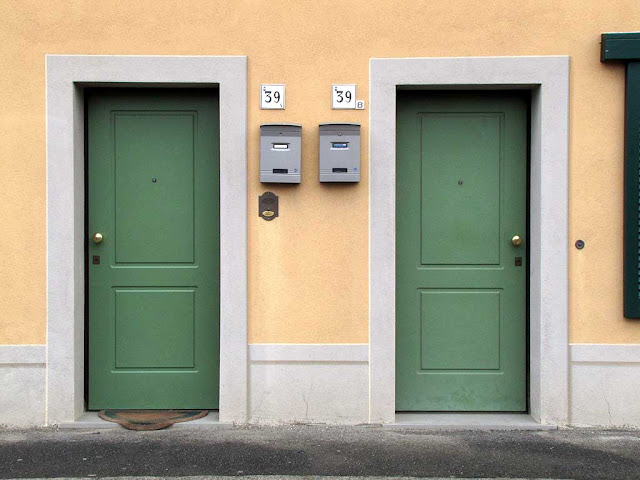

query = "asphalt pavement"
[[0, 426, 639, 480]]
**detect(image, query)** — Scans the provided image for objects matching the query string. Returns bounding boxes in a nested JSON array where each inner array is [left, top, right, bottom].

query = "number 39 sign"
[[260, 84, 285, 109], [332, 84, 356, 109]]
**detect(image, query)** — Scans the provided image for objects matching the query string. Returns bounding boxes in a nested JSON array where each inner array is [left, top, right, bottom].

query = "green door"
[[396, 91, 527, 411], [87, 89, 220, 409]]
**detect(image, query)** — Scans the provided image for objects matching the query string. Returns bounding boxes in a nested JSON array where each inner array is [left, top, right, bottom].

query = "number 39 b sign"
[[261, 84, 285, 109], [332, 84, 356, 109]]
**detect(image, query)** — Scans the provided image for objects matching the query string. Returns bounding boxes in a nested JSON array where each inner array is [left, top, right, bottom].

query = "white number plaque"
[[261, 84, 285, 109], [332, 84, 356, 109]]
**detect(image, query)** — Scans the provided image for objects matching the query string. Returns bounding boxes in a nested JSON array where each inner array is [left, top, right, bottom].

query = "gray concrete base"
[[386, 413, 557, 430], [58, 411, 232, 430]]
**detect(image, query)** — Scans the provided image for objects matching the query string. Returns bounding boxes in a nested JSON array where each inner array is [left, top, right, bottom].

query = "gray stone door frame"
[[369, 56, 570, 425], [46, 55, 248, 424]]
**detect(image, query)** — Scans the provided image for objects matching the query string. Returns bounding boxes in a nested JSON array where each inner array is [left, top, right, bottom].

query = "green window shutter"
[[601, 33, 640, 318], [624, 63, 640, 318]]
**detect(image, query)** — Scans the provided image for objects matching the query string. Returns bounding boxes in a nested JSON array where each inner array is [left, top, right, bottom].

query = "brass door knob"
[[511, 235, 523, 246], [92, 232, 104, 244]]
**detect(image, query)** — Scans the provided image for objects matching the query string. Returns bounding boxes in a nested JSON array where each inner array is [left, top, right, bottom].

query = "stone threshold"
[[57, 411, 233, 430], [385, 413, 558, 430]]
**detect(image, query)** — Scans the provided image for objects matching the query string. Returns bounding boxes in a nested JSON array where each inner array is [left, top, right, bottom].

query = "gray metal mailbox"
[[260, 123, 302, 183], [319, 123, 360, 182]]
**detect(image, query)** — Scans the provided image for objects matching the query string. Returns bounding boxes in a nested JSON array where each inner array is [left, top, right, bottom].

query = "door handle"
[[511, 235, 523, 246], [92, 232, 104, 244]]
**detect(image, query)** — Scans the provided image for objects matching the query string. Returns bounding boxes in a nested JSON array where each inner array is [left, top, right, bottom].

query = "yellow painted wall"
[[1, 0, 639, 345]]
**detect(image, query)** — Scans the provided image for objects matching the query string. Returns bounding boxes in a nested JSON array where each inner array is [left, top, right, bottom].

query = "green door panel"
[[396, 91, 527, 412], [421, 114, 501, 265], [88, 89, 220, 409], [114, 113, 195, 264], [420, 290, 500, 371], [114, 289, 196, 369]]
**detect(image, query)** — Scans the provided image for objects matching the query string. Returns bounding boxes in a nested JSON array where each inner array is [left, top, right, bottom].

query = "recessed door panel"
[[420, 290, 501, 371], [114, 113, 195, 264], [114, 289, 196, 369], [421, 114, 501, 266]]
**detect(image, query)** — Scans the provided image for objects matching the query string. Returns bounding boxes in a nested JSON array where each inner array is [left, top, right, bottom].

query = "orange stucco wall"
[[1, 0, 639, 344]]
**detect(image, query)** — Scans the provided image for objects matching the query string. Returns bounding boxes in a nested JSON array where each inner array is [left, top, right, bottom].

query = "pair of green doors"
[[86, 88, 526, 412], [396, 91, 528, 412], [87, 89, 220, 409]]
